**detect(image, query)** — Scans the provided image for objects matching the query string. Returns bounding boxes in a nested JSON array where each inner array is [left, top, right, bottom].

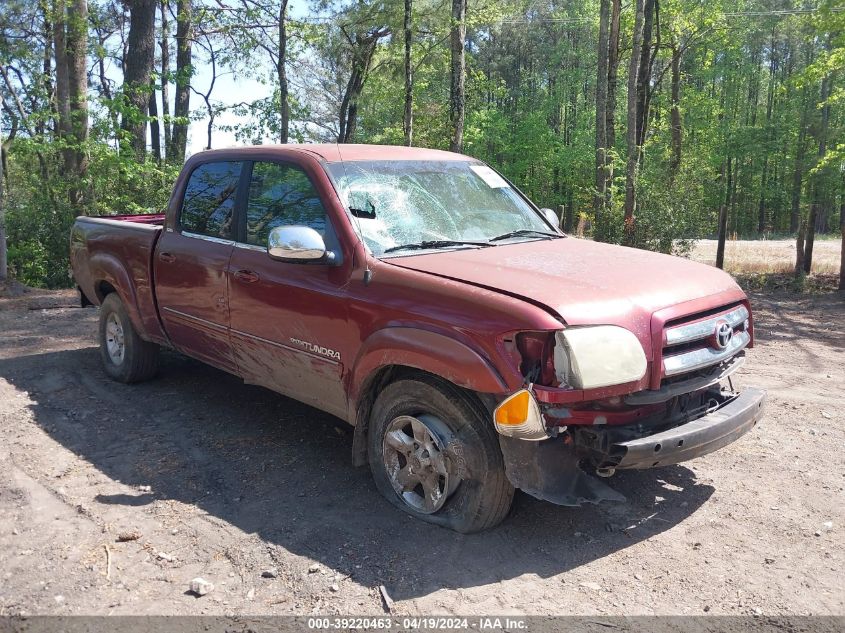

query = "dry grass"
[[689, 238, 842, 275]]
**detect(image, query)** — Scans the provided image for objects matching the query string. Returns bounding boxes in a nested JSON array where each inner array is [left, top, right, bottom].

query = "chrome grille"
[[662, 304, 750, 378]]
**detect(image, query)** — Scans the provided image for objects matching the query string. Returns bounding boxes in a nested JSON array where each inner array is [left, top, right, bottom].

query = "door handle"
[[234, 269, 260, 284], [159, 252, 176, 264]]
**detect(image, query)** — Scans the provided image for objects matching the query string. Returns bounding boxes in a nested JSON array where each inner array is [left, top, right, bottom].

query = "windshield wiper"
[[383, 240, 492, 254], [489, 229, 562, 242]]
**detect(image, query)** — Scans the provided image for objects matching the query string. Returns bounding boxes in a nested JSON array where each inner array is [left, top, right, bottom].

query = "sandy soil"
[[0, 289, 843, 617]]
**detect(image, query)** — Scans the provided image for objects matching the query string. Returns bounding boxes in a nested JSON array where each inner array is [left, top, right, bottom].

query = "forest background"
[[0, 0, 842, 290]]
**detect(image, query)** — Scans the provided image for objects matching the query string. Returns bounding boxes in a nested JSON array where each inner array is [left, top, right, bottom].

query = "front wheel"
[[368, 377, 514, 533], [98, 293, 159, 383]]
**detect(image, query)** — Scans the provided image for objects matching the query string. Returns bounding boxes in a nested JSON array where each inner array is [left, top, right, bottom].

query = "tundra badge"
[[289, 338, 341, 361]]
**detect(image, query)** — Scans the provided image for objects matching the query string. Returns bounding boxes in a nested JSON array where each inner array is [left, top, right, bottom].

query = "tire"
[[98, 293, 159, 383], [368, 376, 514, 533]]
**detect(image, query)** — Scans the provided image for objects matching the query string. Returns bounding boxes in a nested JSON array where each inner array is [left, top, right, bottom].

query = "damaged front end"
[[497, 381, 765, 507], [495, 301, 766, 507]]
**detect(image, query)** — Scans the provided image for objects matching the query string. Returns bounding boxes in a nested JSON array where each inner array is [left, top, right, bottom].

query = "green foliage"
[[5, 140, 178, 288], [634, 169, 716, 256]]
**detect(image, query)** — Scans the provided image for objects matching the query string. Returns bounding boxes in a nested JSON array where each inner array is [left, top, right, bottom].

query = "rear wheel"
[[368, 377, 514, 533], [98, 293, 159, 383]]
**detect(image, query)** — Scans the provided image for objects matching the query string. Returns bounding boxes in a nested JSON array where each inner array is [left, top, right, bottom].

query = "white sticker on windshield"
[[470, 165, 510, 188]]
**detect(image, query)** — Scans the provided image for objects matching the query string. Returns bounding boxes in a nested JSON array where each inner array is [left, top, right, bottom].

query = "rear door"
[[227, 158, 350, 417], [154, 160, 244, 373]]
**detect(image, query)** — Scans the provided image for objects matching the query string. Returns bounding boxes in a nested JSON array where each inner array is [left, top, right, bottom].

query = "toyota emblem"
[[715, 320, 733, 349]]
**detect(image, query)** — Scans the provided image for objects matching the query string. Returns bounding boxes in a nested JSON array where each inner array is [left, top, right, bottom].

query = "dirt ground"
[[0, 287, 843, 617]]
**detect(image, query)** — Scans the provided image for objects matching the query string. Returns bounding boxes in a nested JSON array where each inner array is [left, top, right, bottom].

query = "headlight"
[[554, 326, 647, 389]]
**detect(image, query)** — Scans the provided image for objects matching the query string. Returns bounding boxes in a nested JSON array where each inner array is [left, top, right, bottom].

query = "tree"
[[52, 0, 88, 207], [593, 0, 609, 230], [121, 0, 157, 159], [160, 0, 172, 155], [605, 0, 621, 155], [190, 31, 223, 149], [803, 68, 832, 274], [716, 157, 732, 270], [403, 0, 413, 146], [0, 122, 6, 282], [839, 171, 845, 292], [448, 0, 466, 152], [278, 0, 290, 143], [668, 43, 682, 182], [338, 25, 389, 143], [623, 0, 646, 245], [168, 0, 192, 162], [840, 172, 844, 292]]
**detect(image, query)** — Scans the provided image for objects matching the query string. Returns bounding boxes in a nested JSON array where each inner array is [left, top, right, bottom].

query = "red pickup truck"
[[70, 144, 765, 532]]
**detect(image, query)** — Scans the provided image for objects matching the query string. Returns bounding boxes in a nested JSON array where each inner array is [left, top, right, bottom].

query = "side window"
[[180, 161, 242, 238], [245, 162, 328, 246]]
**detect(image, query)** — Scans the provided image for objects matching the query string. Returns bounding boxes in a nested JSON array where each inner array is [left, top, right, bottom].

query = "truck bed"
[[70, 214, 168, 345], [104, 213, 166, 225]]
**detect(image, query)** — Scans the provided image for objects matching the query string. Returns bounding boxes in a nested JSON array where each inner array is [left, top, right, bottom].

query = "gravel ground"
[[0, 288, 842, 617]]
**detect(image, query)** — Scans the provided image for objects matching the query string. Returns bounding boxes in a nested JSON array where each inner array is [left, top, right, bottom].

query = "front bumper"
[[498, 386, 766, 507], [612, 386, 766, 469]]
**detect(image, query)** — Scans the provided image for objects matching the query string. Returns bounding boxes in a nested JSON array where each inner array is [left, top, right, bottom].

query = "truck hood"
[[388, 237, 743, 341]]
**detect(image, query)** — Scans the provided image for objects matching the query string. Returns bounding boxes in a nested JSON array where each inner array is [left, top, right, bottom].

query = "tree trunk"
[[634, 0, 656, 150], [338, 32, 383, 144], [757, 26, 777, 234], [449, 0, 466, 153], [66, 0, 88, 196], [53, 0, 88, 207], [160, 0, 171, 155], [593, 0, 610, 232], [669, 44, 682, 182], [168, 0, 192, 162], [795, 218, 806, 277], [804, 71, 832, 274], [40, 0, 53, 138], [149, 87, 161, 161], [605, 0, 621, 151], [623, 0, 645, 246], [790, 88, 809, 233], [839, 176, 844, 292], [716, 157, 732, 269], [278, 0, 290, 143], [53, 0, 71, 169], [757, 156, 769, 233], [403, 0, 413, 146], [0, 125, 6, 282], [121, 0, 157, 159], [804, 200, 818, 274]]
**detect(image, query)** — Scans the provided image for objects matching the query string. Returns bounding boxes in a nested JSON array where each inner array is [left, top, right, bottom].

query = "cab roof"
[[197, 144, 471, 163]]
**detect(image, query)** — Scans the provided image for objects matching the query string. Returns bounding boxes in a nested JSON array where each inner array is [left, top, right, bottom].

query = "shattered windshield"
[[325, 160, 558, 257]]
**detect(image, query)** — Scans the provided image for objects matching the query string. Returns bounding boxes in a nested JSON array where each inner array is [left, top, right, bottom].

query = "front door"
[[227, 159, 349, 417], [154, 160, 243, 373]]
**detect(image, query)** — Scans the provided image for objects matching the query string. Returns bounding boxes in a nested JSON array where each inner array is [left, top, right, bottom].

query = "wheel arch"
[[87, 252, 168, 344], [88, 252, 149, 339]]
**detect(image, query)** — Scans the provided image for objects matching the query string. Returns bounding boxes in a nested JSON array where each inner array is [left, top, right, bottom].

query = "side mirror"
[[540, 207, 560, 228], [267, 226, 332, 263]]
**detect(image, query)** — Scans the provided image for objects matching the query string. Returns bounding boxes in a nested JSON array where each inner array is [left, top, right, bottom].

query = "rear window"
[[180, 161, 243, 238]]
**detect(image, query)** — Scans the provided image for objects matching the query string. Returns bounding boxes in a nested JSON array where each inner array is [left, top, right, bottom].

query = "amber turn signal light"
[[493, 389, 548, 441]]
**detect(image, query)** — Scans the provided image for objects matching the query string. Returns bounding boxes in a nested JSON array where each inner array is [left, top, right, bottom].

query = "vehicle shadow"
[[0, 346, 714, 601]]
